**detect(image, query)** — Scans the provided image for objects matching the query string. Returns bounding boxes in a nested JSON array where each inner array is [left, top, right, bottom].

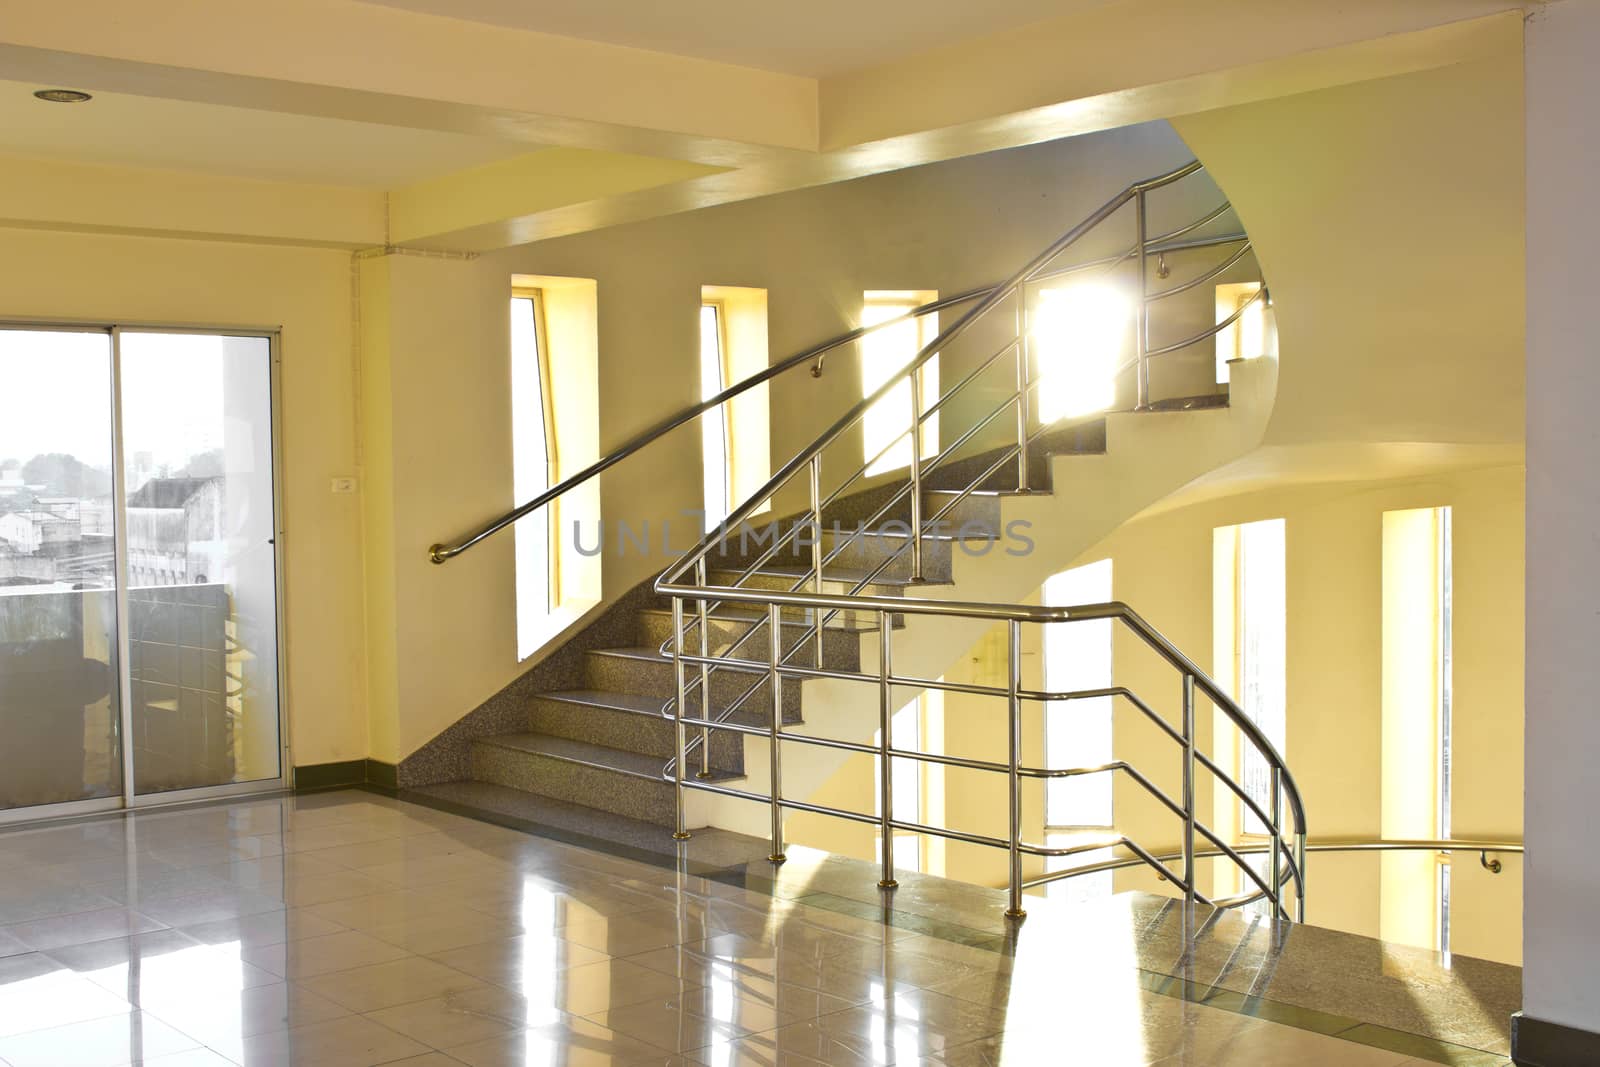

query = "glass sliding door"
[[0, 328, 124, 812], [118, 331, 282, 796]]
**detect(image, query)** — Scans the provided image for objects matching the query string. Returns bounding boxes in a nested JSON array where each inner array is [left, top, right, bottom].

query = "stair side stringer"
[[697, 354, 1278, 839]]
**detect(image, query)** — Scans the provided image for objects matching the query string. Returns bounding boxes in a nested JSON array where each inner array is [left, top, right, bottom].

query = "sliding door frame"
[[0, 318, 291, 823]]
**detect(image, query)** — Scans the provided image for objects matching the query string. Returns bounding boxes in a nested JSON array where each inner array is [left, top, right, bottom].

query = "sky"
[[0, 330, 267, 477]]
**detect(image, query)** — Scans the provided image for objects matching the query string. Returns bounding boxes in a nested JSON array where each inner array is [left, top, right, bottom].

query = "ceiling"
[[0, 79, 538, 188], [354, 0, 1117, 77]]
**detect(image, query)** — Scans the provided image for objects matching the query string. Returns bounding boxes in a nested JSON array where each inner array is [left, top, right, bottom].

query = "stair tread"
[[475, 731, 666, 780], [538, 689, 667, 715], [636, 605, 878, 632], [710, 563, 950, 587]]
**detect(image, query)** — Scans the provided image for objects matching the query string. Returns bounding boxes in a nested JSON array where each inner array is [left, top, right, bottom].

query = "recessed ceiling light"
[[33, 89, 93, 104]]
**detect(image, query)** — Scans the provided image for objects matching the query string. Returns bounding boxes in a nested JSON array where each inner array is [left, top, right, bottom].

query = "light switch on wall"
[[331, 477, 358, 494]]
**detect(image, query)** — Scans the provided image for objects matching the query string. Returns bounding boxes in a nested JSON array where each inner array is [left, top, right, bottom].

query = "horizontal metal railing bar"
[[1147, 241, 1256, 301], [1194, 750, 1279, 840], [1146, 282, 1267, 358], [1027, 227, 1246, 287], [663, 592, 1308, 840], [1019, 838, 1518, 890], [431, 289, 995, 563]]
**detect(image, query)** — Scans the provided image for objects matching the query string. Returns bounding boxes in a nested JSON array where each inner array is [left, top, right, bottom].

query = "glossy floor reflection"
[[0, 791, 1509, 1066]]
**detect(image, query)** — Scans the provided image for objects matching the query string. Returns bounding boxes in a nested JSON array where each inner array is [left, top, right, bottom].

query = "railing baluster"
[[767, 603, 786, 865], [909, 371, 925, 584], [1270, 765, 1284, 920], [695, 557, 712, 779], [1006, 619, 1026, 920], [878, 611, 898, 889], [1134, 187, 1150, 410], [671, 597, 691, 841], [809, 454, 824, 668], [1015, 293, 1030, 491], [1295, 833, 1307, 922], [1181, 672, 1196, 905]]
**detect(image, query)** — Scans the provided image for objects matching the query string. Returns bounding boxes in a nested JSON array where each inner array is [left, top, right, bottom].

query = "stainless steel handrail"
[[1022, 837, 1523, 891], [428, 168, 1247, 564], [653, 158, 1296, 923]]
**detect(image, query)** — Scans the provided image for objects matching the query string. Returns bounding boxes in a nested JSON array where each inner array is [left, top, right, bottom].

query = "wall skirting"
[[294, 759, 398, 792], [1512, 1012, 1600, 1066]]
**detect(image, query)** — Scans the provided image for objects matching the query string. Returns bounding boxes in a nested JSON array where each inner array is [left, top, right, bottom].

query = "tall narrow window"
[[512, 290, 557, 660], [861, 292, 938, 476], [699, 303, 733, 532], [1033, 283, 1131, 422], [1381, 506, 1453, 951], [876, 689, 937, 874], [1216, 518, 1286, 836], [1043, 559, 1115, 900], [1214, 282, 1266, 385]]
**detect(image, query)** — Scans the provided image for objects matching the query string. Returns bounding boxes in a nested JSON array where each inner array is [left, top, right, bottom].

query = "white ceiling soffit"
[[354, 0, 1117, 77], [0, 78, 538, 188]]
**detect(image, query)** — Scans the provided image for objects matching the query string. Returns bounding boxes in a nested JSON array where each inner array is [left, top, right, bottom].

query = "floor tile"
[[223, 1013, 431, 1066], [3, 908, 169, 953], [179, 908, 348, 950], [424, 935, 609, 990], [298, 955, 489, 1014], [0, 954, 134, 1039], [443, 1015, 667, 1067], [246, 930, 411, 980], [361, 988, 527, 1049], [140, 980, 351, 1044], [0, 1011, 198, 1067]]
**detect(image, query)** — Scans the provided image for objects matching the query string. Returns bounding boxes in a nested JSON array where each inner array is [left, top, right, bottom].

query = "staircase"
[[419, 158, 1306, 919]]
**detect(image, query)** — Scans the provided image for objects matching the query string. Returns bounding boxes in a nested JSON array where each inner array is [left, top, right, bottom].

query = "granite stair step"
[[583, 646, 804, 717], [469, 732, 723, 827], [635, 608, 865, 670], [526, 688, 746, 773]]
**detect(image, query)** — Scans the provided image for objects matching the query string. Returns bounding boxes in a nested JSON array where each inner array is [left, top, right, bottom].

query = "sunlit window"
[[861, 292, 938, 476], [1214, 281, 1266, 385], [512, 290, 557, 660], [876, 687, 939, 874], [1216, 518, 1286, 837], [1381, 506, 1453, 951], [1032, 283, 1131, 422], [699, 303, 733, 532], [1043, 559, 1115, 901]]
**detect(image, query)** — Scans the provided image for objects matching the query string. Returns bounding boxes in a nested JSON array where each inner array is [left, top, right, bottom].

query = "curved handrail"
[[1022, 837, 1523, 891]]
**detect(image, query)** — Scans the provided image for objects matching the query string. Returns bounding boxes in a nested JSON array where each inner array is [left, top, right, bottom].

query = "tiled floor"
[[0, 790, 1514, 1066]]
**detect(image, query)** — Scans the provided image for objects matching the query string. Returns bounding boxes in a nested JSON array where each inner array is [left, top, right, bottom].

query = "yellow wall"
[[0, 226, 369, 767], [1086, 465, 1523, 962]]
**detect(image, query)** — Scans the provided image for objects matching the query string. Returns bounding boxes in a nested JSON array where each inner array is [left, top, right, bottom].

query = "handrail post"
[[1015, 297, 1031, 492], [1006, 619, 1026, 920], [908, 371, 925, 583], [1295, 832, 1307, 922], [1181, 672, 1196, 905], [877, 611, 898, 889], [694, 558, 713, 779], [1270, 765, 1284, 920], [809, 454, 824, 668], [767, 603, 786, 864], [670, 597, 691, 841], [1134, 188, 1151, 411]]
